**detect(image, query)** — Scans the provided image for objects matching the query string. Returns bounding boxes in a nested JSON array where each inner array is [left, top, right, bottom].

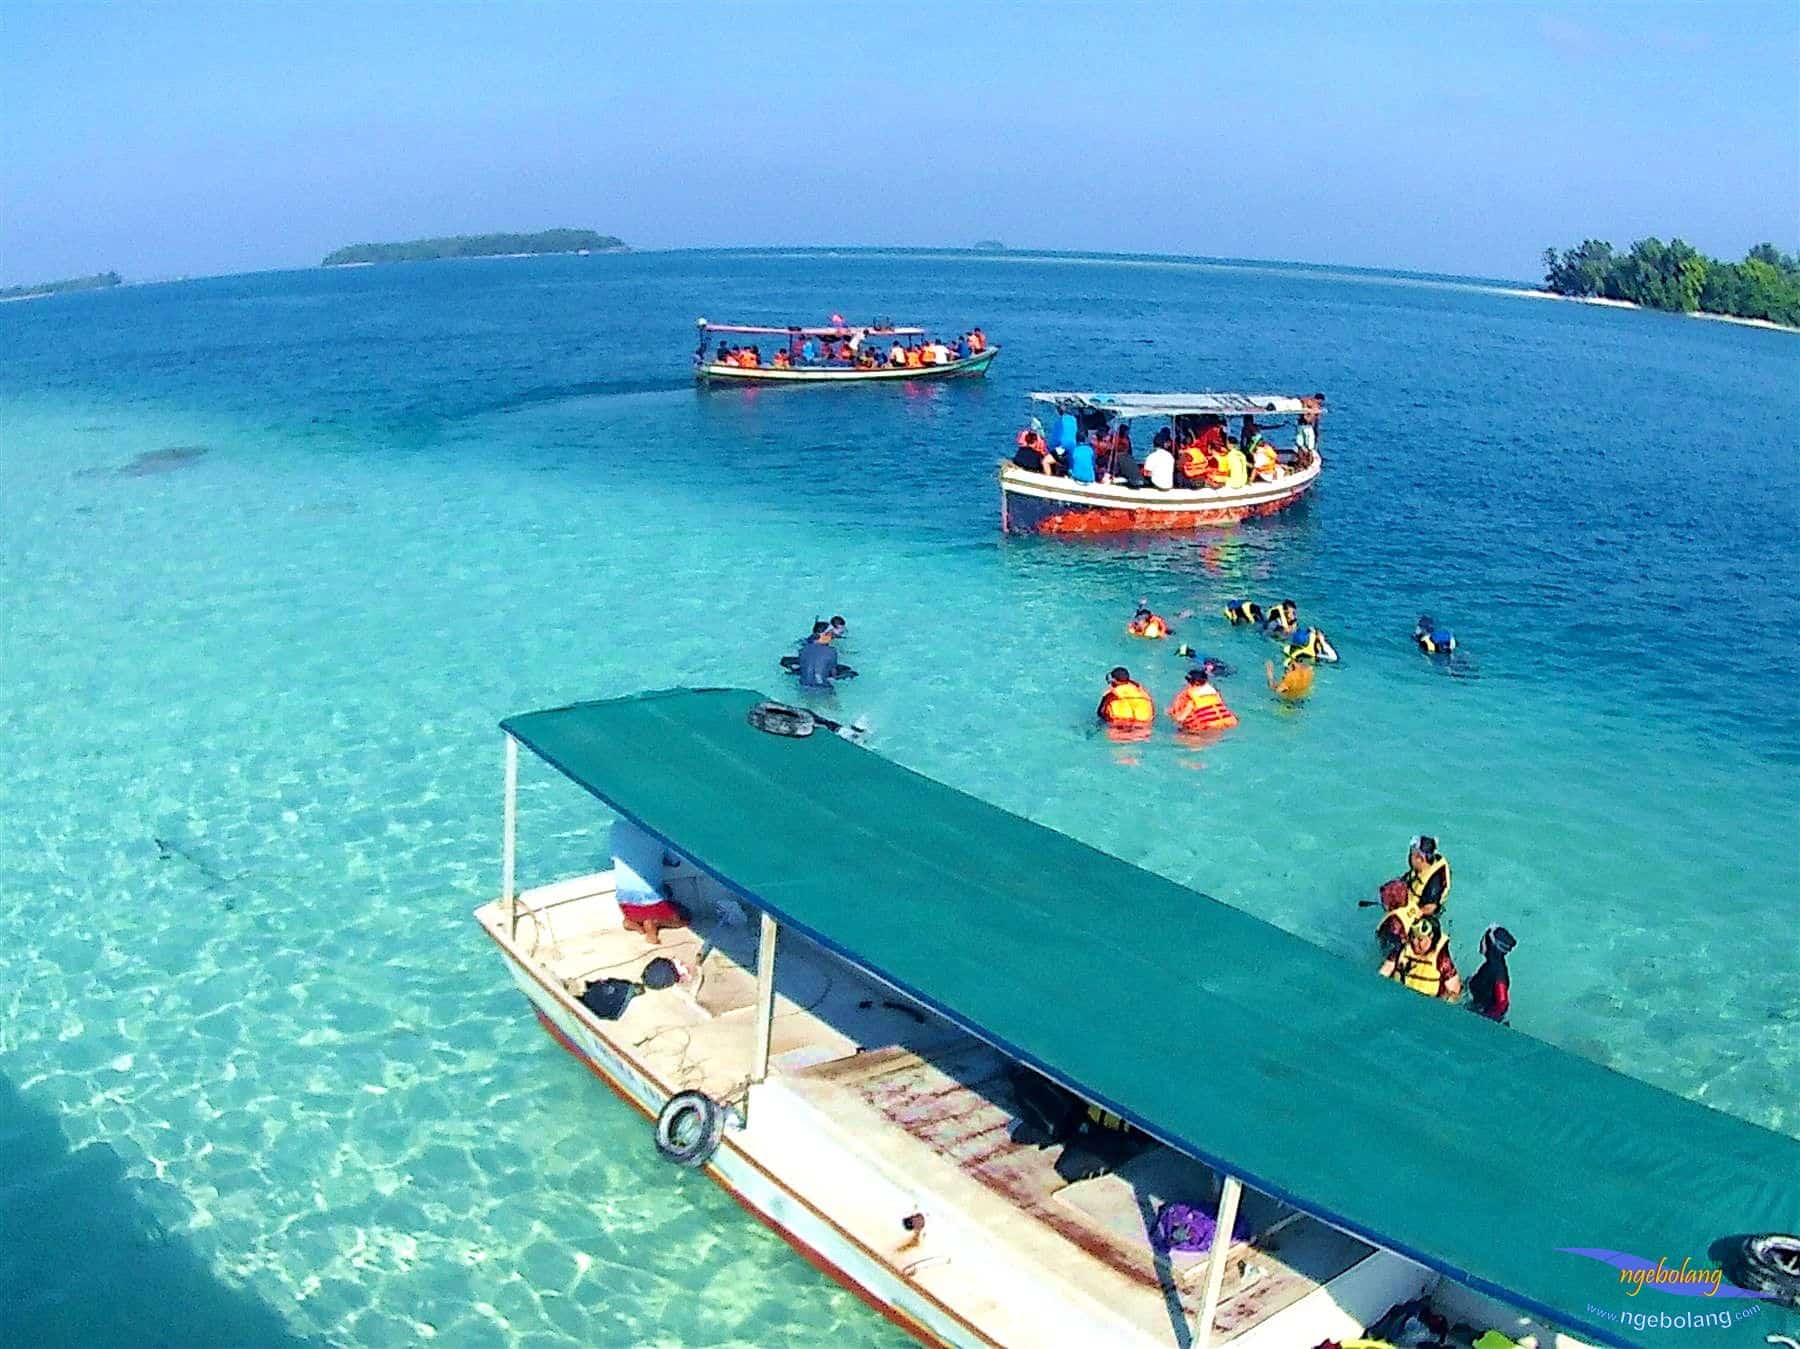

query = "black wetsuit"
[[1469, 955, 1511, 1023]]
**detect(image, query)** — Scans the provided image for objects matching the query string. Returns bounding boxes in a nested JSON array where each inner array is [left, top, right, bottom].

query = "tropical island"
[[0, 271, 123, 302], [320, 229, 625, 267], [971, 240, 1006, 252], [1540, 237, 1799, 328]]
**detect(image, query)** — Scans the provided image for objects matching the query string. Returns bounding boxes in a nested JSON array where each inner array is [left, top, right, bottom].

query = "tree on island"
[[321, 230, 624, 267], [0, 271, 123, 300], [1542, 237, 1799, 326]]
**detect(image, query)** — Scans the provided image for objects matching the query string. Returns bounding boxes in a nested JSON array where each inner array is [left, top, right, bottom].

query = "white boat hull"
[[999, 454, 1321, 535]]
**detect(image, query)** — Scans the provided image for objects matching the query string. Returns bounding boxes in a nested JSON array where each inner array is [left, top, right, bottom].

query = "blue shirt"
[[1069, 443, 1097, 483], [609, 817, 664, 904], [796, 638, 839, 688]]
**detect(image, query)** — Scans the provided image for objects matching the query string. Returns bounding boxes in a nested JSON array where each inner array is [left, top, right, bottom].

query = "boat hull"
[[999, 456, 1321, 535], [697, 346, 998, 385], [478, 912, 985, 1348]]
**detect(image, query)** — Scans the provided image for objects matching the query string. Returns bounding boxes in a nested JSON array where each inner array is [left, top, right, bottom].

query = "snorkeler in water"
[[1467, 925, 1516, 1024], [1414, 614, 1456, 655]]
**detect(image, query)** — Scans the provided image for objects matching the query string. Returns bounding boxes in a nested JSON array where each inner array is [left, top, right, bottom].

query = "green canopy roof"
[[502, 689, 1800, 1348]]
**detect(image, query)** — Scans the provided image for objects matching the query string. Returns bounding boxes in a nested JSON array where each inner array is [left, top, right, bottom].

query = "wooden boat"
[[695, 319, 998, 385], [476, 690, 1800, 1349], [1001, 392, 1322, 535]]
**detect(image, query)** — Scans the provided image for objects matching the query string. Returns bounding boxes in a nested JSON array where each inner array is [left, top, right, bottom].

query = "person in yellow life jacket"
[[1376, 835, 1451, 954], [1282, 625, 1339, 667], [1096, 667, 1155, 728], [1223, 599, 1265, 626], [1222, 442, 1249, 488], [1379, 914, 1461, 1001], [1126, 601, 1171, 639], [1251, 439, 1282, 482], [1200, 445, 1231, 488], [904, 345, 923, 368], [1264, 599, 1300, 636], [1168, 668, 1238, 733], [1265, 659, 1315, 700], [1176, 439, 1212, 488]]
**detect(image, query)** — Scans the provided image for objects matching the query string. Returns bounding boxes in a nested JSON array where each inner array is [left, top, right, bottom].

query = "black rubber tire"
[[655, 1090, 725, 1168], [1732, 1233, 1800, 1308], [747, 701, 814, 738]]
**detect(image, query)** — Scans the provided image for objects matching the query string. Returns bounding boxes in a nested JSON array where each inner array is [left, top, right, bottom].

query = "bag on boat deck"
[[1151, 1201, 1251, 1253], [580, 978, 639, 1020]]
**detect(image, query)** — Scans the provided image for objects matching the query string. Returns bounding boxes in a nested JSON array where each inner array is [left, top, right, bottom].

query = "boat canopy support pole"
[[1194, 1173, 1244, 1349], [502, 735, 518, 939], [750, 912, 780, 1084]]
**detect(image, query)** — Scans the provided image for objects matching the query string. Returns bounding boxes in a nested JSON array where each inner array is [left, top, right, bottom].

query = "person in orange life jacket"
[[1127, 602, 1172, 639], [1379, 913, 1461, 1000], [1167, 667, 1237, 733], [1096, 667, 1155, 727]]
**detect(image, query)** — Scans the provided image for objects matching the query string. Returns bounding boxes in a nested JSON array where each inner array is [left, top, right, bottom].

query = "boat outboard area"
[[476, 689, 1800, 1349], [1001, 392, 1324, 534], [694, 317, 998, 384]]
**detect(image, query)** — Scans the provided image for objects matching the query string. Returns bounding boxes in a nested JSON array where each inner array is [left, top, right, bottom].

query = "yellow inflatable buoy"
[[1266, 660, 1314, 701]]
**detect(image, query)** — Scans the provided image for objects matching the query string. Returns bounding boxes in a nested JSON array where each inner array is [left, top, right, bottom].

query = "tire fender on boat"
[[655, 1090, 725, 1167]]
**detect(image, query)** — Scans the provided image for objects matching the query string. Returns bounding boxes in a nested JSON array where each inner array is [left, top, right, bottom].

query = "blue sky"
[[3, 1, 1795, 284]]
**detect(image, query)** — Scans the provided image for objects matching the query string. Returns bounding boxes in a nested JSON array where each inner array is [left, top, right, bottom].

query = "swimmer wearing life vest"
[[1264, 599, 1300, 637], [1096, 667, 1155, 730], [1379, 913, 1461, 1001], [1127, 600, 1172, 640], [1282, 626, 1339, 667], [1167, 668, 1237, 734], [1468, 924, 1516, 1024], [1264, 659, 1315, 700], [1414, 614, 1456, 655], [1376, 835, 1451, 955], [1222, 599, 1265, 626]]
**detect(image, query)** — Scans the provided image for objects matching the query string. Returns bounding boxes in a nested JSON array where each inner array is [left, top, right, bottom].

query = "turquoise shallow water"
[[1, 251, 1796, 1346]]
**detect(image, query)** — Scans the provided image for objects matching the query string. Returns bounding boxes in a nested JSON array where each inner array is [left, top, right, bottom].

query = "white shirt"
[[1295, 422, 1317, 454], [1144, 446, 1176, 490]]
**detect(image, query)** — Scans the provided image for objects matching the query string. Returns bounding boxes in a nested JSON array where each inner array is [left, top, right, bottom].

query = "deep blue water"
[[2, 249, 1795, 1347]]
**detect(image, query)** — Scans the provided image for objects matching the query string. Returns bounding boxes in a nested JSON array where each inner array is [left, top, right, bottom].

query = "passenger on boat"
[[1295, 397, 1323, 459], [1222, 440, 1249, 488], [1379, 914, 1461, 1001], [1176, 437, 1212, 488], [1376, 835, 1451, 955], [772, 349, 792, 369], [610, 816, 689, 945], [888, 341, 906, 367], [1282, 626, 1339, 667], [1467, 925, 1516, 1024], [1251, 439, 1282, 482], [801, 337, 819, 363], [1097, 668, 1155, 728], [904, 346, 923, 368], [739, 347, 762, 368], [1143, 435, 1176, 490], [1414, 615, 1457, 655], [969, 327, 987, 353], [1069, 433, 1098, 484], [1167, 667, 1238, 733], [1127, 603, 1171, 639], [714, 341, 731, 363], [1223, 600, 1265, 626], [955, 334, 971, 360]]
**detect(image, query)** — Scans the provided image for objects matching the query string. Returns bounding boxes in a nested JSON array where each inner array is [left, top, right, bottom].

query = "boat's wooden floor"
[[503, 874, 1373, 1344]]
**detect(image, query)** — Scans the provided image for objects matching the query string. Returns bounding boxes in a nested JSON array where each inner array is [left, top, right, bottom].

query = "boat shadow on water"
[[0, 1072, 324, 1348]]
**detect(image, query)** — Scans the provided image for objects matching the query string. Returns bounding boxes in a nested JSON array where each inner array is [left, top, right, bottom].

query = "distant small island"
[[0, 271, 123, 301], [1540, 237, 1798, 329], [321, 229, 626, 267], [971, 240, 1006, 252]]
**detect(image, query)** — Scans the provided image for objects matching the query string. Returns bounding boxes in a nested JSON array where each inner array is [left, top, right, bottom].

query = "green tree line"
[[1542, 238, 1799, 327], [0, 271, 122, 300], [321, 230, 624, 267]]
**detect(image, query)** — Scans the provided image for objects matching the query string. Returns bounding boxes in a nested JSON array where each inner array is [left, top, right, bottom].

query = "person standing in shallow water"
[[1468, 925, 1516, 1023]]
